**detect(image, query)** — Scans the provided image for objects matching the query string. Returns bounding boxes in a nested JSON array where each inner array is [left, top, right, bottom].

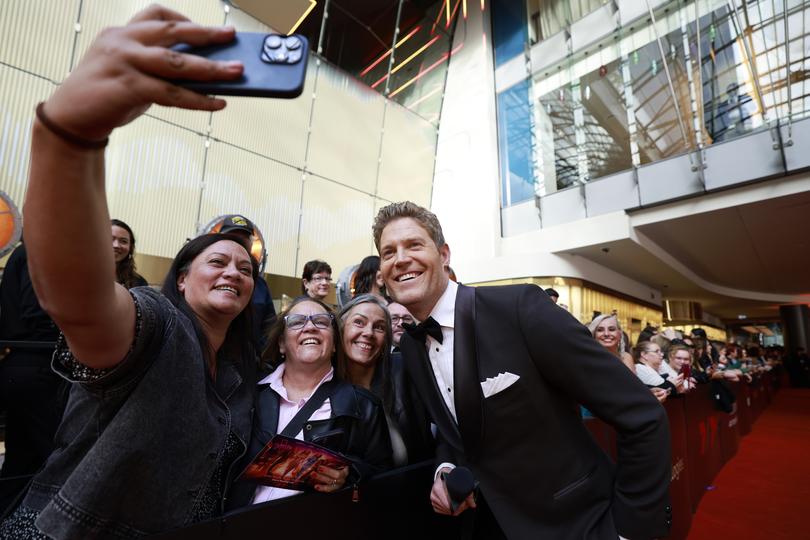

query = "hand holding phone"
[[171, 33, 309, 98]]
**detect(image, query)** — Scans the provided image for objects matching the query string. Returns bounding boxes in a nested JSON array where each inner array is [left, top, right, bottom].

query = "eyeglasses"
[[391, 315, 415, 326], [309, 275, 332, 283], [284, 313, 333, 330], [645, 349, 664, 356]]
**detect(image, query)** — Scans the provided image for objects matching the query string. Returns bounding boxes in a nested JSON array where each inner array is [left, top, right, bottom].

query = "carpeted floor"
[[687, 388, 810, 539]]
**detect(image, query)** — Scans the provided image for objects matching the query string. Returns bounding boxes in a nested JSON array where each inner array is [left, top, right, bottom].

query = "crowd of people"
[[0, 6, 793, 539]]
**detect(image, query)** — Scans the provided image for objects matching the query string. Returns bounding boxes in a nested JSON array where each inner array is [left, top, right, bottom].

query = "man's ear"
[[439, 243, 451, 272]]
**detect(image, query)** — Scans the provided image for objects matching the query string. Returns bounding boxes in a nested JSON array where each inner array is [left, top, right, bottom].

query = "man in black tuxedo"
[[373, 202, 672, 540]]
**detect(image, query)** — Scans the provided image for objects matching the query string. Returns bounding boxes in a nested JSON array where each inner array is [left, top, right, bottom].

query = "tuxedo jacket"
[[400, 284, 672, 540]]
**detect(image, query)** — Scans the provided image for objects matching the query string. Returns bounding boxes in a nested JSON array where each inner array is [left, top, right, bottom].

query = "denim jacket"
[[24, 287, 256, 539]]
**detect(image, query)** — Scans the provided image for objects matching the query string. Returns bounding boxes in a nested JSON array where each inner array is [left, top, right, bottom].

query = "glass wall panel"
[[0, 0, 78, 82], [105, 116, 207, 259], [201, 142, 303, 277], [537, 83, 577, 190], [0, 65, 55, 208], [307, 64, 386, 194], [298, 176, 377, 272], [526, 0, 607, 44], [492, 0, 529, 65], [626, 26, 696, 163], [498, 80, 536, 205], [376, 103, 436, 206], [691, 2, 766, 145]]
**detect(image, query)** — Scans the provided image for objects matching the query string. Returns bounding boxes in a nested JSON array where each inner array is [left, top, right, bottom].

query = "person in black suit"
[[372, 201, 672, 540]]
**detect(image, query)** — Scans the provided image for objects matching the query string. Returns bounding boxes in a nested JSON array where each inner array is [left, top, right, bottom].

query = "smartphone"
[[171, 33, 308, 98]]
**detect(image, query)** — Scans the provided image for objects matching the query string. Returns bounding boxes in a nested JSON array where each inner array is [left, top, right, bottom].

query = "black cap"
[[544, 288, 559, 298], [220, 215, 254, 236]]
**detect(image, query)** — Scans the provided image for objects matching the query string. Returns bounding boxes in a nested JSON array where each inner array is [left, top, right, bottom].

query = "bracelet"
[[35, 102, 109, 149]]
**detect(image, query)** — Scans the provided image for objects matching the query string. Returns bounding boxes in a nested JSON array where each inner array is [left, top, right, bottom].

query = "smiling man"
[[373, 201, 672, 540]]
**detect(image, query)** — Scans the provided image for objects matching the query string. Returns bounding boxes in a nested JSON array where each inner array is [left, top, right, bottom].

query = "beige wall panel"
[[200, 142, 302, 277], [0, 65, 55, 210], [376, 103, 436, 206], [298, 176, 376, 278], [210, 60, 315, 168], [0, 0, 78, 82], [104, 115, 206, 259], [211, 6, 314, 168], [307, 64, 385, 194], [74, 0, 225, 133]]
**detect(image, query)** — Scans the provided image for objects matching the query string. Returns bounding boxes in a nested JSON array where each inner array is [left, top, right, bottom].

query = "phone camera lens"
[[273, 50, 288, 62], [285, 36, 301, 50], [265, 35, 282, 49]]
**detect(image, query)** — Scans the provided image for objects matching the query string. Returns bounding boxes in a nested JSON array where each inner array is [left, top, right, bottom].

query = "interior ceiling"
[[561, 190, 810, 321]]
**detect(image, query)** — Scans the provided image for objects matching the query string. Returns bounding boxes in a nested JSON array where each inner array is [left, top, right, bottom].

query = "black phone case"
[[171, 33, 308, 98]]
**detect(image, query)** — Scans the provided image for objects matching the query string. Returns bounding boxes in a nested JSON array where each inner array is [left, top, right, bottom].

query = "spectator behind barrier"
[[3, 6, 267, 537], [338, 294, 433, 467], [662, 344, 696, 391], [111, 219, 148, 288], [0, 241, 67, 491], [387, 300, 414, 349], [587, 313, 635, 373], [632, 341, 685, 402], [237, 296, 392, 506], [301, 259, 332, 301], [352, 255, 385, 298], [543, 288, 559, 304], [214, 214, 277, 351]]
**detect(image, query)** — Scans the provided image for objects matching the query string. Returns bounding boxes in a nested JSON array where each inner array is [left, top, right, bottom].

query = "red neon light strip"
[[371, 34, 441, 89], [431, 1, 446, 34], [447, 0, 461, 28], [359, 25, 422, 77], [389, 42, 463, 98]]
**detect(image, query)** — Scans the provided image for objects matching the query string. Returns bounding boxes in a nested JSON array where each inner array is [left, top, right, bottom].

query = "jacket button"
[[217, 417, 226, 425], [665, 505, 672, 512], [305, 424, 312, 431]]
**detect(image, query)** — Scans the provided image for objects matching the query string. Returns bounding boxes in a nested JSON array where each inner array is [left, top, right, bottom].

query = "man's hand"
[[430, 467, 477, 515], [312, 464, 349, 493]]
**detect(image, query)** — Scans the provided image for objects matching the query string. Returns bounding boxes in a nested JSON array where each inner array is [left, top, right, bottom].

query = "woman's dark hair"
[[262, 296, 346, 378], [161, 233, 258, 373], [338, 293, 393, 416], [301, 259, 332, 294], [111, 219, 146, 288], [352, 255, 383, 297]]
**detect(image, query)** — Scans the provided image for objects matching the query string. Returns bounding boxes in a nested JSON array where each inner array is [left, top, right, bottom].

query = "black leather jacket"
[[228, 377, 392, 509]]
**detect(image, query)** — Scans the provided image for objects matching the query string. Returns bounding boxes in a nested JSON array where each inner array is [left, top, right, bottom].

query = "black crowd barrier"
[[150, 372, 778, 540], [0, 339, 778, 539]]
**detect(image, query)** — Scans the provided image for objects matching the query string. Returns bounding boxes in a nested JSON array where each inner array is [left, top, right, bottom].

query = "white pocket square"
[[480, 372, 520, 398]]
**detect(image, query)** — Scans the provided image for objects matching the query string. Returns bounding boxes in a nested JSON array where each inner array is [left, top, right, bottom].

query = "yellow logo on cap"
[[231, 216, 248, 226]]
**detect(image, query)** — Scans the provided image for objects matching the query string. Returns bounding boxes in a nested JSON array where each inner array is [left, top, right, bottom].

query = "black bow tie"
[[404, 317, 443, 345]]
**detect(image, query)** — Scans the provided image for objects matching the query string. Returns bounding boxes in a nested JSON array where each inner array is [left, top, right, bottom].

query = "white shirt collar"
[[258, 363, 335, 403], [429, 279, 457, 329]]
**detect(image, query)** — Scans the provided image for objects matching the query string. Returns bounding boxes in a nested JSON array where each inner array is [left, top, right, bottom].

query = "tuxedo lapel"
[[454, 284, 484, 459], [399, 333, 463, 449]]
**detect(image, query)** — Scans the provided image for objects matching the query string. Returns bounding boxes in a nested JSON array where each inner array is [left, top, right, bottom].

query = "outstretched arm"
[[24, 5, 243, 369]]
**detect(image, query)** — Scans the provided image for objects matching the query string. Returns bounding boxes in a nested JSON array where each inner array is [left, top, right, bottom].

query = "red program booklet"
[[240, 434, 350, 491]]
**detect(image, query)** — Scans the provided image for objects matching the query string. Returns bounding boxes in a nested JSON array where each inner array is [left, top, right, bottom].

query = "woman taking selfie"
[[0, 5, 266, 539], [236, 296, 391, 505]]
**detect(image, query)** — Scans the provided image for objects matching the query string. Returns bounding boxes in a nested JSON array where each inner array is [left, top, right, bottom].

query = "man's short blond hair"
[[372, 201, 446, 252]]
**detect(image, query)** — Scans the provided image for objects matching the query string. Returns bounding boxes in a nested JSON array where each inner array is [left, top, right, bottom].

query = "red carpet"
[[687, 388, 810, 539]]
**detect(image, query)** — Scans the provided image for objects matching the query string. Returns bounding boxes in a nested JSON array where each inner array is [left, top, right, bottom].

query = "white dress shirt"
[[426, 279, 458, 421]]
